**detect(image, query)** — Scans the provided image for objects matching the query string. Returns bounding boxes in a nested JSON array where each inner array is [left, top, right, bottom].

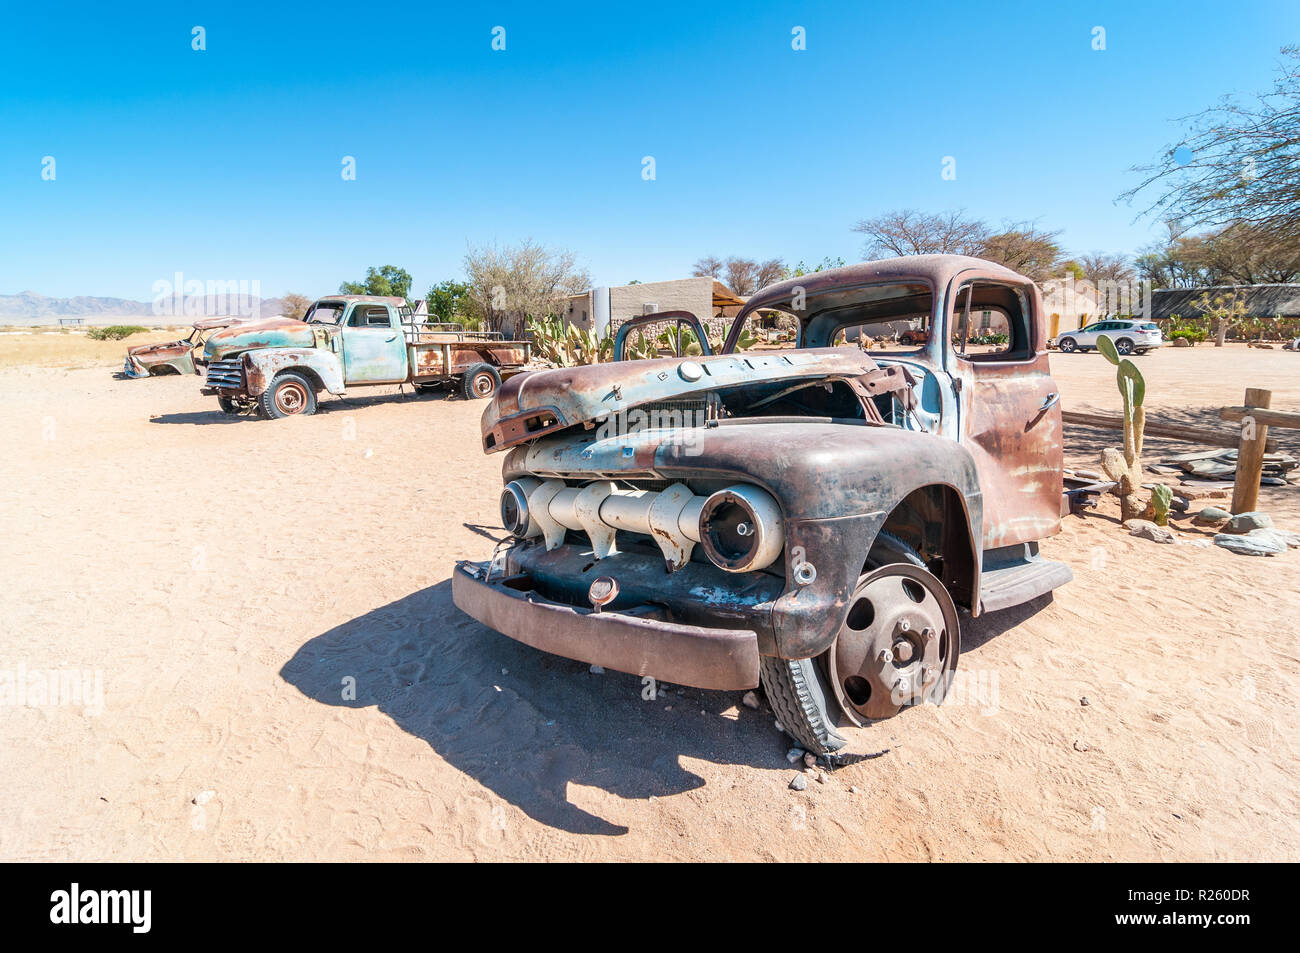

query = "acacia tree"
[[463, 240, 590, 338], [978, 225, 1065, 281], [852, 208, 989, 258], [724, 258, 758, 294], [755, 258, 786, 289], [339, 265, 413, 300], [280, 293, 312, 320], [425, 279, 477, 324], [1136, 222, 1300, 288], [1121, 47, 1300, 241], [1076, 252, 1135, 285], [692, 255, 724, 279]]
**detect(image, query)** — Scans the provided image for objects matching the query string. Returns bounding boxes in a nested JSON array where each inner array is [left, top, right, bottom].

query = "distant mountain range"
[[0, 291, 293, 324]]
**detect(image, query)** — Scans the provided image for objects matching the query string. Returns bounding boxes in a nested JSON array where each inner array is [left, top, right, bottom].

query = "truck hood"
[[480, 348, 902, 453], [203, 317, 313, 361]]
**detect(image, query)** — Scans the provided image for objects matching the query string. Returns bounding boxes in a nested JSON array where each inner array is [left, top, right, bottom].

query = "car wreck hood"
[[480, 348, 898, 454], [204, 316, 313, 361]]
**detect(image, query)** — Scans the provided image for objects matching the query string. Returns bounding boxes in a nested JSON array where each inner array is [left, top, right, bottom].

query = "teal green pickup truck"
[[199, 295, 532, 418]]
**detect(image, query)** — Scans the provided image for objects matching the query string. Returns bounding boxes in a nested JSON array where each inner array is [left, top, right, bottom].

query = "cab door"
[[341, 304, 408, 383], [946, 272, 1063, 551]]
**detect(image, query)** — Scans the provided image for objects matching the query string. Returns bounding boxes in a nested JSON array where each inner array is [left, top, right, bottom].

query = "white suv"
[[1053, 319, 1163, 356]]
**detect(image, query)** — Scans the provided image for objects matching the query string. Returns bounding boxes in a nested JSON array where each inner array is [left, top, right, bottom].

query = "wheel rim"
[[827, 564, 960, 723], [472, 372, 496, 397], [1061, 339, 1074, 352], [1116, 340, 1133, 354], [275, 380, 309, 414]]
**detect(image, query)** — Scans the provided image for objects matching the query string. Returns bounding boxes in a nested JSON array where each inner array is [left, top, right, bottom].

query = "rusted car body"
[[452, 255, 1071, 753], [199, 295, 531, 417], [122, 316, 249, 378]]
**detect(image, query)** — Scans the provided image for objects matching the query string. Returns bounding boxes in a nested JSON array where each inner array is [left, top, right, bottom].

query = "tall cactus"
[[1096, 336, 1149, 521]]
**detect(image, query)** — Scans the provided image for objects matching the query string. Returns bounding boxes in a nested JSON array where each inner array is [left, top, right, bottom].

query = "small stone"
[[1273, 529, 1300, 548], [741, 690, 760, 710], [589, 664, 604, 674], [1073, 739, 1090, 752], [1173, 337, 1191, 347], [1170, 495, 1190, 513], [1193, 505, 1232, 526], [1224, 511, 1273, 534], [1214, 531, 1286, 557], [1080, 696, 1091, 706], [1124, 518, 1176, 544], [803, 752, 818, 769], [664, 705, 672, 711], [849, 786, 860, 794], [786, 747, 805, 764], [814, 771, 827, 784], [789, 774, 808, 791], [500, 668, 508, 675], [774, 721, 784, 733]]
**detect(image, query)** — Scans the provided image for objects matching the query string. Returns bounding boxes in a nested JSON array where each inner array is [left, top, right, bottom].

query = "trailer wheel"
[[461, 363, 501, 400], [760, 535, 961, 754], [260, 371, 318, 418]]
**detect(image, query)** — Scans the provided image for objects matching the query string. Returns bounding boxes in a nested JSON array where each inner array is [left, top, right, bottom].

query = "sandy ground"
[[0, 343, 1297, 861]]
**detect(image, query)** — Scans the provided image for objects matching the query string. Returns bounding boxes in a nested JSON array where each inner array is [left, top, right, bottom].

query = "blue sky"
[[1, 0, 1296, 299]]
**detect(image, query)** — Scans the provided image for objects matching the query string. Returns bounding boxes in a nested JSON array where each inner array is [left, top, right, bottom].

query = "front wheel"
[[760, 542, 962, 754], [1057, 337, 1077, 353], [461, 363, 501, 400], [218, 396, 241, 415], [260, 371, 318, 418], [1115, 337, 1134, 355]]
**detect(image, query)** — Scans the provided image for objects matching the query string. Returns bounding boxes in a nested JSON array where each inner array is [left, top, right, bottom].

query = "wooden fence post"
[[1230, 388, 1272, 514]]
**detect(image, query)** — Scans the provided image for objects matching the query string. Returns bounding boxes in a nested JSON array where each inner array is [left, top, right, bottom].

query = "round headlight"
[[500, 478, 542, 537], [698, 484, 784, 572]]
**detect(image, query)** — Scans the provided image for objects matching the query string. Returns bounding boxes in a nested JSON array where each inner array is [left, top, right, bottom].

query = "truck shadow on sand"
[[280, 579, 781, 835], [280, 579, 1051, 836], [149, 388, 468, 425]]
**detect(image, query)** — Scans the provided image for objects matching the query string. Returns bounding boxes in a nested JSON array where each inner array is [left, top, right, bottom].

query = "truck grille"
[[206, 359, 243, 389]]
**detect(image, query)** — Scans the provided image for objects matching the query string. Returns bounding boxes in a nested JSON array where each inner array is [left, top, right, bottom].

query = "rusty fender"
[[242, 348, 345, 398], [503, 420, 984, 660]]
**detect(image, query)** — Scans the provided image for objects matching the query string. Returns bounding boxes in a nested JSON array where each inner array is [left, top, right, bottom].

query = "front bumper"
[[452, 559, 761, 690]]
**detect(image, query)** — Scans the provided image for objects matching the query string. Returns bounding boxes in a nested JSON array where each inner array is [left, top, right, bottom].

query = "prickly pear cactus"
[[1149, 483, 1173, 527], [1096, 335, 1149, 522]]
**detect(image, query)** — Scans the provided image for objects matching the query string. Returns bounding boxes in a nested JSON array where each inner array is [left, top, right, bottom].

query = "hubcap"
[[276, 381, 308, 414], [828, 564, 959, 723], [473, 373, 495, 396]]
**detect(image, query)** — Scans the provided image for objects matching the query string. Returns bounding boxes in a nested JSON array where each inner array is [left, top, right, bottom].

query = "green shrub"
[[87, 325, 149, 341]]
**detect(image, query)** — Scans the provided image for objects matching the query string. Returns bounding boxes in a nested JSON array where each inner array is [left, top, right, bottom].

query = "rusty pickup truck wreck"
[[452, 255, 1071, 754], [123, 316, 250, 378], [200, 295, 532, 417]]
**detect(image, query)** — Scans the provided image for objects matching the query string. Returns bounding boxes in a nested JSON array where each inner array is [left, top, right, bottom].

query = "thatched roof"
[[1150, 285, 1300, 320]]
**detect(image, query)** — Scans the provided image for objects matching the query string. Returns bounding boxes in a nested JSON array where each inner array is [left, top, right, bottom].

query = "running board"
[[978, 543, 1073, 614]]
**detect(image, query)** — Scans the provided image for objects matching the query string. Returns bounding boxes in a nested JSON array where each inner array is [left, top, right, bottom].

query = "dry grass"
[[0, 327, 190, 369]]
